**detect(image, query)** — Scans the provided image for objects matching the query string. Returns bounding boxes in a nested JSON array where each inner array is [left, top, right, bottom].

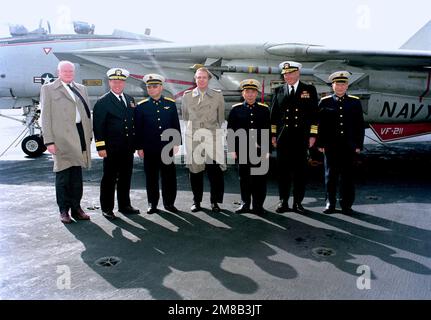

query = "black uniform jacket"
[[270, 81, 318, 146], [316, 94, 365, 151], [93, 91, 136, 153], [134, 96, 181, 153], [227, 100, 271, 155]]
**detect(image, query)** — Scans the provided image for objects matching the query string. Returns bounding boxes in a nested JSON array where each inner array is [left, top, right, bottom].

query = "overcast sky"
[[0, 0, 429, 50]]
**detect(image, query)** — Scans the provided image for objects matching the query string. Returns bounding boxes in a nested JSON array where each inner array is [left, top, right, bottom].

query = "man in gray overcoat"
[[181, 67, 226, 212], [41, 60, 92, 224]]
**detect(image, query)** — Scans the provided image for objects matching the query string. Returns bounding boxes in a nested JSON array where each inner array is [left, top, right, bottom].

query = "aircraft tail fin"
[[400, 20, 431, 50]]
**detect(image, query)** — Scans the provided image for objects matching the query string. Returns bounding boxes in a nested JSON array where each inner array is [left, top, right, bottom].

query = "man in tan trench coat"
[[41, 60, 92, 224], [182, 67, 226, 212]]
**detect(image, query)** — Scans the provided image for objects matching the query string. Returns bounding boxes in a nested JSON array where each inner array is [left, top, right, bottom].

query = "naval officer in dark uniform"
[[93, 68, 140, 219], [135, 74, 181, 214], [270, 61, 319, 213], [227, 79, 271, 215], [317, 71, 365, 214]]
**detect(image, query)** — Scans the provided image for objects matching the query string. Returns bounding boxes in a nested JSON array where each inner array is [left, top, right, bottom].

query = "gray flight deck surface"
[[0, 111, 430, 300]]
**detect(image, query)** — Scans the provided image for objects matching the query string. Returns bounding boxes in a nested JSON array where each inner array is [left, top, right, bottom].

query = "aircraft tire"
[[21, 135, 46, 158]]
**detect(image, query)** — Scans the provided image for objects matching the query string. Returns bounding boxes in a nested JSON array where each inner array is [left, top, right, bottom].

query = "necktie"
[[290, 86, 295, 98], [199, 91, 205, 104], [119, 95, 127, 107], [67, 84, 91, 119]]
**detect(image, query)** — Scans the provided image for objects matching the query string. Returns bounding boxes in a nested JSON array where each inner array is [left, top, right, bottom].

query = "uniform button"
[[158, 118, 160, 121], [251, 113, 253, 116], [124, 120, 127, 122], [340, 115, 343, 117], [251, 121, 254, 123], [339, 107, 343, 110], [159, 126, 162, 129], [251, 128, 254, 131], [341, 131, 344, 134], [160, 134, 162, 137], [295, 124, 298, 127], [295, 116, 298, 119], [340, 123, 343, 126], [126, 134, 128, 137], [157, 110, 160, 113], [125, 127, 128, 129], [295, 109, 298, 112], [285, 117, 288, 119]]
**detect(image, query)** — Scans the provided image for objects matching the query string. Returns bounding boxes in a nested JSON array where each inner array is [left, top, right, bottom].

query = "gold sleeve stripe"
[[310, 125, 318, 134], [95, 141, 106, 147], [271, 125, 277, 133]]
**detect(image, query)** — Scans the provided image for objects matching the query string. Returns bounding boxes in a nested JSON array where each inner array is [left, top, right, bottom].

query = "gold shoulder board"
[[348, 95, 360, 99]]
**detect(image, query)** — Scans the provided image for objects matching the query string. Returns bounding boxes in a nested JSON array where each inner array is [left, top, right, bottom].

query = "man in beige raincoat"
[[182, 67, 226, 212], [41, 60, 92, 224]]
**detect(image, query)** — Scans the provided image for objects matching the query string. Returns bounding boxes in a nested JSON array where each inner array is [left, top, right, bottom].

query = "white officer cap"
[[240, 78, 261, 91], [143, 73, 165, 85], [107, 68, 129, 80], [279, 61, 302, 74], [328, 71, 351, 83]]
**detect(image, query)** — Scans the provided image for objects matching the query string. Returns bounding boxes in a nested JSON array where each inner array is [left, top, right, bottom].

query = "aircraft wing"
[[54, 42, 431, 71], [265, 44, 431, 69]]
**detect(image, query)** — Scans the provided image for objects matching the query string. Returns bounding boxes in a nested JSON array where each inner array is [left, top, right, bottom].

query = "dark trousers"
[[324, 147, 356, 209], [189, 163, 224, 204], [238, 164, 267, 209], [143, 152, 177, 207], [100, 151, 134, 212], [76, 122, 86, 152], [276, 144, 307, 204], [56, 166, 83, 212]]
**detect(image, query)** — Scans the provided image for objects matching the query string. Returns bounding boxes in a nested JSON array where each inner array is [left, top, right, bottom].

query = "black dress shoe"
[[275, 202, 290, 213], [102, 210, 116, 220], [235, 204, 251, 214], [164, 205, 178, 213], [147, 206, 159, 214], [252, 207, 266, 215], [211, 203, 221, 212], [60, 211, 72, 224], [71, 208, 90, 220], [293, 203, 306, 213], [323, 203, 336, 214], [342, 207, 354, 215], [191, 203, 202, 212], [119, 206, 140, 215]]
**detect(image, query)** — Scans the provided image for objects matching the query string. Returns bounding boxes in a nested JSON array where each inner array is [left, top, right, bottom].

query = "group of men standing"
[[41, 60, 364, 224], [270, 62, 364, 215]]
